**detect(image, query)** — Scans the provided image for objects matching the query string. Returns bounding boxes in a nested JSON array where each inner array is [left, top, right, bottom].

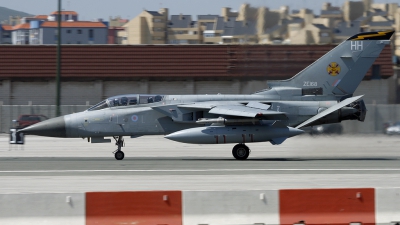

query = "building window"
[[77, 29, 82, 34], [67, 30, 71, 34], [320, 32, 329, 37], [154, 18, 163, 23], [77, 41, 81, 44], [2, 32, 10, 38], [89, 29, 94, 39]]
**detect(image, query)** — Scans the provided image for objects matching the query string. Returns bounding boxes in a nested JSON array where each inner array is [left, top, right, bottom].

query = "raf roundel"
[[327, 62, 341, 76], [131, 115, 138, 122]]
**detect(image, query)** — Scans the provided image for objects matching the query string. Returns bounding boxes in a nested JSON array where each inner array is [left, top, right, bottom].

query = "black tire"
[[115, 151, 125, 160], [232, 144, 250, 160]]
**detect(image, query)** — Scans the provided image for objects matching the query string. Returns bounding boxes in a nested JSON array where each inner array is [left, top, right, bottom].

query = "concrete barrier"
[[0, 193, 85, 225], [2, 188, 400, 224], [375, 188, 400, 224], [183, 190, 279, 225]]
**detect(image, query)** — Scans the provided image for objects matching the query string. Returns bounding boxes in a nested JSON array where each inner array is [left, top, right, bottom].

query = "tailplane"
[[267, 30, 394, 97]]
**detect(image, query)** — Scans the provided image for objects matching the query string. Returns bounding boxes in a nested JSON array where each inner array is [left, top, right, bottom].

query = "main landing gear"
[[232, 143, 250, 160], [113, 136, 125, 160]]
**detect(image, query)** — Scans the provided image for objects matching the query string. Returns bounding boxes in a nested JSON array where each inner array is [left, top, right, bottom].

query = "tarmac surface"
[[1, 133, 400, 193]]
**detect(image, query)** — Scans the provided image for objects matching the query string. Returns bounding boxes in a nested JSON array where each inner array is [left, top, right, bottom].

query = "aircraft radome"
[[20, 30, 394, 160]]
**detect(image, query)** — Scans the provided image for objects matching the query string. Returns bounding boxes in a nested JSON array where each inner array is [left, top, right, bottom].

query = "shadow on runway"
[[246, 157, 398, 161], [0, 157, 398, 162]]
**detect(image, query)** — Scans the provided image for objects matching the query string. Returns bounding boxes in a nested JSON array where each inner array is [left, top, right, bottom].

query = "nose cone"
[[19, 116, 66, 137], [164, 130, 192, 143], [288, 127, 305, 137]]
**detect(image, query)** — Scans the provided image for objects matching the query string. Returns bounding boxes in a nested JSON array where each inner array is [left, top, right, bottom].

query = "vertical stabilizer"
[[267, 30, 394, 97]]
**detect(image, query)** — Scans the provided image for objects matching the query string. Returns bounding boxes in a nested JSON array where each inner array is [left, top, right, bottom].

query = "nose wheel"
[[232, 143, 250, 160], [115, 150, 124, 160], [113, 136, 125, 160]]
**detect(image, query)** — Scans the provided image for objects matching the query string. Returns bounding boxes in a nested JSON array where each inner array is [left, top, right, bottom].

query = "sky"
[[0, 0, 395, 21]]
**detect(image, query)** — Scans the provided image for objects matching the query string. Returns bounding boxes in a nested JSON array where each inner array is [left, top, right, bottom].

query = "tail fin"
[[268, 30, 394, 97]]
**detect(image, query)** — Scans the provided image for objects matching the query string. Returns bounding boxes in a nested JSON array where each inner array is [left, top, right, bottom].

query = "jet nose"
[[19, 116, 67, 137]]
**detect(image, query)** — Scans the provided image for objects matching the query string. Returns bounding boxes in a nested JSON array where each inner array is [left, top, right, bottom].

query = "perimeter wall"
[[0, 44, 395, 105]]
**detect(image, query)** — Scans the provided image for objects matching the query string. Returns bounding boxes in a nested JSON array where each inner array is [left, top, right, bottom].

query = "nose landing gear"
[[113, 136, 125, 160]]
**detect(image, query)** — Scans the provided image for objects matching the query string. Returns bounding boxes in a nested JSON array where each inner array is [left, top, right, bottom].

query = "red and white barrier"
[[0, 188, 399, 225]]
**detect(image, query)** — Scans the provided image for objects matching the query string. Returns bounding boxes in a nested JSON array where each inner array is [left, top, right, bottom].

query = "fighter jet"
[[20, 30, 394, 160]]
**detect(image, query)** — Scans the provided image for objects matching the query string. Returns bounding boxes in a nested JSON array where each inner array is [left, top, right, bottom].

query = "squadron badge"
[[327, 62, 341, 76]]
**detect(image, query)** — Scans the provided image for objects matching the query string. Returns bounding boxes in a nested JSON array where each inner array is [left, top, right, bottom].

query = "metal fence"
[[1, 104, 400, 134]]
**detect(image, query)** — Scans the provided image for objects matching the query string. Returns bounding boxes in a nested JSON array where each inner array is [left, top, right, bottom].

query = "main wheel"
[[115, 151, 125, 160], [232, 144, 250, 160]]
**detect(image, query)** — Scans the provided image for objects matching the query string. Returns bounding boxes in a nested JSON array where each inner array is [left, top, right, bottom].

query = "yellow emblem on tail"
[[327, 62, 341, 76]]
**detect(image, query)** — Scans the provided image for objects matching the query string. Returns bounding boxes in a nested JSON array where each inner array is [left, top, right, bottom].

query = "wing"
[[152, 101, 287, 122], [295, 95, 364, 129], [208, 105, 287, 120]]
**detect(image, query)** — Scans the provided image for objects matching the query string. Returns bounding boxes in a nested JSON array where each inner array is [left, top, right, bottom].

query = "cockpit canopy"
[[87, 94, 164, 111]]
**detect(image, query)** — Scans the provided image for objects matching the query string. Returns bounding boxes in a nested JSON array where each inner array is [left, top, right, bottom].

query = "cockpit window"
[[139, 95, 164, 104], [87, 100, 108, 111], [88, 94, 164, 111], [109, 96, 138, 107]]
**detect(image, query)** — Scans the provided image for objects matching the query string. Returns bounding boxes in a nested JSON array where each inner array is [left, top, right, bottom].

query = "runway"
[[1, 134, 400, 193]]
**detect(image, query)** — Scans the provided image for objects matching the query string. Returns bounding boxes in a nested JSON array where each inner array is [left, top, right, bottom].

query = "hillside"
[[0, 6, 33, 24]]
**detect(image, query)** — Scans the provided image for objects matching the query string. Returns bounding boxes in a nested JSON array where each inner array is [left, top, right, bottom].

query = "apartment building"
[[395, 8, 400, 60], [10, 11, 108, 45], [50, 11, 78, 21], [6, 16, 21, 26], [198, 15, 225, 44], [168, 14, 201, 44], [120, 9, 168, 44], [109, 16, 128, 27], [222, 20, 257, 44], [12, 23, 30, 44], [35, 21, 107, 44], [0, 25, 12, 44]]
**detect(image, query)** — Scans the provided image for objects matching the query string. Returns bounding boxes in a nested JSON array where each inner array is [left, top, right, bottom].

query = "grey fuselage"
[[65, 90, 338, 138]]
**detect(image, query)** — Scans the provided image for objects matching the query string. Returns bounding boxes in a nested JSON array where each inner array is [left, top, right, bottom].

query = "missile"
[[164, 121, 304, 145], [196, 117, 261, 125]]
